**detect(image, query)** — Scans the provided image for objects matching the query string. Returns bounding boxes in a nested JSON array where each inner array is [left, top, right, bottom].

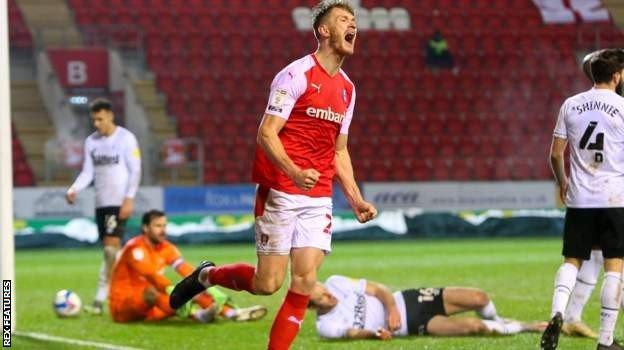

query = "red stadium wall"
[[64, 0, 624, 183]]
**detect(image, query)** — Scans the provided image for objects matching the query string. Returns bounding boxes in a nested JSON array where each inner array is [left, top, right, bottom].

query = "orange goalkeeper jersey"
[[109, 235, 182, 305]]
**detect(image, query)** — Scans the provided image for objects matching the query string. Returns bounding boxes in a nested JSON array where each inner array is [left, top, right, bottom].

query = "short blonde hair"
[[311, 0, 355, 39]]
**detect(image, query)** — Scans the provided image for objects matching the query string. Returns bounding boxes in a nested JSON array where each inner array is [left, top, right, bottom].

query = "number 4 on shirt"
[[580, 121, 604, 163]]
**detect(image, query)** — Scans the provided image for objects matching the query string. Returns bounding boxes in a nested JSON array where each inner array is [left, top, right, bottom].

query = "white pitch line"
[[14, 331, 144, 350]]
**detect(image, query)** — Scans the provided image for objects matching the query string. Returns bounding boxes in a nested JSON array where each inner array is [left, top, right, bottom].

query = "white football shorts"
[[254, 186, 333, 255]]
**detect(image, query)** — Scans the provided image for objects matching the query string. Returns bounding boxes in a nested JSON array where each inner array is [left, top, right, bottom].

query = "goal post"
[[0, 0, 16, 333]]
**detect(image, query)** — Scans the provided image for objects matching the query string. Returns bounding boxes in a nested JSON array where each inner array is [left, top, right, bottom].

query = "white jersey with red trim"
[[252, 54, 355, 197], [554, 88, 624, 207]]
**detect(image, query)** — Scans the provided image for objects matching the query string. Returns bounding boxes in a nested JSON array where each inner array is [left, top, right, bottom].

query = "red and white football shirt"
[[252, 54, 356, 197]]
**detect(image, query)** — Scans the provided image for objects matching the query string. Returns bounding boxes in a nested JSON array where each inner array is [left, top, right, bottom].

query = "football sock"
[[94, 245, 120, 304], [203, 263, 256, 294], [551, 262, 578, 317], [482, 320, 523, 334], [268, 290, 309, 350], [599, 272, 622, 346], [191, 305, 216, 323], [477, 300, 502, 322], [220, 304, 238, 319], [566, 251, 601, 322], [94, 261, 109, 304]]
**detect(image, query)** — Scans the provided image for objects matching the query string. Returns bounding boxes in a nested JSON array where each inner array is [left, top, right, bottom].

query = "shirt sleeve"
[[123, 132, 142, 199], [161, 242, 184, 269], [553, 99, 568, 139], [339, 86, 355, 135], [326, 275, 365, 294], [69, 138, 94, 193], [264, 67, 306, 120], [317, 320, 348, 339]]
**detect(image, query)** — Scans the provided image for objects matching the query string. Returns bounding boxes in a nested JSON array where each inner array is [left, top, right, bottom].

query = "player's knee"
[[473, 290, 490, 308], [468, 319, 488, 335], [290, 272, 317, 294], [254, 278, 282, 295], [103, 245, 120, 266], [143, 287, 158, 306]]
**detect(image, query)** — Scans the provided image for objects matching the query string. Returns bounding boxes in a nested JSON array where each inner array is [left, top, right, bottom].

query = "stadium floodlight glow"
[[69, 96, 89, 105], [0, 0, 16, 334]]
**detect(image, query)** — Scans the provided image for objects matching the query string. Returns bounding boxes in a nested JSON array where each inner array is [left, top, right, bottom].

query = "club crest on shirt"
[[342, 89, 347, 103], [132, 248, 144, 261]]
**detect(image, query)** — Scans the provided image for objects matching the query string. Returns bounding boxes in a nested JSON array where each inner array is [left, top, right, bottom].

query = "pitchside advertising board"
[[163, 185, 351, 214], [364, 181, 558, 211], [13, 187, 163, 219], [12, 185, 352, 219], [13, 182, 557, 219]]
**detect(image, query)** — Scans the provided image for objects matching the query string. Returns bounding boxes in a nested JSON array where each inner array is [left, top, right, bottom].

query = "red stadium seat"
[[60, 0, 617, 183]]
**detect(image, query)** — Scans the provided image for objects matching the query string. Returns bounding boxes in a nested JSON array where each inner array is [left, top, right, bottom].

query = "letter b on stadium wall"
[[47, 48, 109, 89]]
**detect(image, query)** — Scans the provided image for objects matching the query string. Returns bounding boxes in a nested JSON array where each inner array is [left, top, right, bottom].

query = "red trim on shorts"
[[254, 185, 270, 218]]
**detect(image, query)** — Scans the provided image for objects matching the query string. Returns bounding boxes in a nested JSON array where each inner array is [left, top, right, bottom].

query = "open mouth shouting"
[[344, 30, 356, 45]]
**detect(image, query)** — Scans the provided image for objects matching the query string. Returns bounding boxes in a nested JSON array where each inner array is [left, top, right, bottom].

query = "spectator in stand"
[[425, 30, 454, 70]]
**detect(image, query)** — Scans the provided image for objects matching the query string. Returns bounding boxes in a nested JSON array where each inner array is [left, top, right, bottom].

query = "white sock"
[[192, 307, 216, 323], [198, 266, 214, 288], [94, 261, 109, 304], [551, 262, 578, 317], [482, 320, 523, 335], [599, 272, 622, 346], [223, 308, 238, 319], [477, 301, 502, 322], [566, 251, 602, 322]]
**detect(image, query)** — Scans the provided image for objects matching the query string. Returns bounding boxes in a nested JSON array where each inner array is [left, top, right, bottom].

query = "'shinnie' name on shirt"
[[573, 100, 619, 118]]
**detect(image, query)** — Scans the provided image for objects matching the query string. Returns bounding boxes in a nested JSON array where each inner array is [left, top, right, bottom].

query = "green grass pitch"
[[12, 238, 616, 349]]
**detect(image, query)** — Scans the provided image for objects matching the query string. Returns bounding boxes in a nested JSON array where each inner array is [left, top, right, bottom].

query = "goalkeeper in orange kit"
[[109, 209, 267, 323]]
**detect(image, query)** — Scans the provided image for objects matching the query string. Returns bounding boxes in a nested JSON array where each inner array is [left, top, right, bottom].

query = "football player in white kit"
[[562, 49, 624, 339], [540, 49, 624, 350], [309, 275, 546, 340], [66, 98, 142, 315]]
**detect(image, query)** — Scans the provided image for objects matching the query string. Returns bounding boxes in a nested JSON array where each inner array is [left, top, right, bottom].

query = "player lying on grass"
[[108, 209, 267, 323], [559, 48, 624, 340], [308, 275, 546, 340]]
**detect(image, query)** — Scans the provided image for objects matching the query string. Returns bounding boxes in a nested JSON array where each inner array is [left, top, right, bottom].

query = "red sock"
[[208, 263, 256, 293], [267, 290, 310, 350]]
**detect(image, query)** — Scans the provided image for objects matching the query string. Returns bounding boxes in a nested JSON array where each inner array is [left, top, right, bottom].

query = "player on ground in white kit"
[[170, 1, 376, 349], [309, 275, 546, 341], [540, 49, 624, 350], [562, 49, 624, 339], [66, 98, 142, 315]]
